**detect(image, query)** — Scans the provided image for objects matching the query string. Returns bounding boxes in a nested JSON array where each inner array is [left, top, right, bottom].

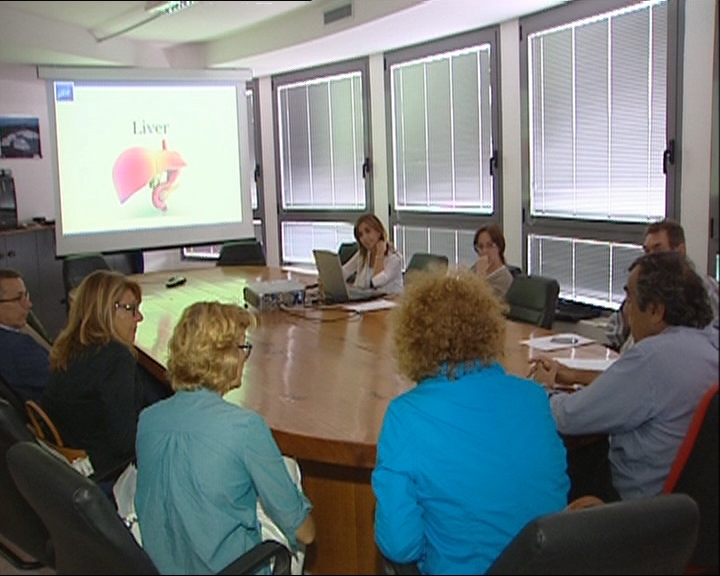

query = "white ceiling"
[[0, 0, 569, 76]]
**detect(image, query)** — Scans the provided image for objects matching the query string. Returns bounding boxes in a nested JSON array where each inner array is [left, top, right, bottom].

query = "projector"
[[243, 279, 305, 312]]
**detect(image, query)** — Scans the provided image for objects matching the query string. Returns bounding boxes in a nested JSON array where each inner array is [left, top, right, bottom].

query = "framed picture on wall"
[[0, 116, 42, 158]]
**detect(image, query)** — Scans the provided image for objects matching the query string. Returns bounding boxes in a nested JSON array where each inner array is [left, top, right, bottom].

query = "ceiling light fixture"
[[145, 1, 198, 16]]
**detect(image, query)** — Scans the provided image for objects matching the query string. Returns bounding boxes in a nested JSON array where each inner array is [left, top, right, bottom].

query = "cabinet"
[[0, 225, 65, 339]]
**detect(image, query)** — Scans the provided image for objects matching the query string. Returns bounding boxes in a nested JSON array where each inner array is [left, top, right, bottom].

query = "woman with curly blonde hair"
[[135, 301, 315, 575], [372, 272, 569, 574]]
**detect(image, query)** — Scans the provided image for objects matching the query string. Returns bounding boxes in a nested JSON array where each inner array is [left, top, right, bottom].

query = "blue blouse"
[[135, 389, 311, 575], [372, 362, 569, 575]]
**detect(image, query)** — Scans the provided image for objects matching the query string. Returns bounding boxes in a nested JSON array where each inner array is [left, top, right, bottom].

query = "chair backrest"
[[7, 441, 294, 575], [405, 253, 449, 285], [506, 264, 523, 278], [62, 252, 111, 293], [485, 494, 699, 575], [663, 383, 719, 571], [217, 239, 267, 266], [104, 250, 145, 275], [0, 400, 53, 569], [8, 440, 159, 575], [0, 372, 27, 421], [338, 241, 359, 265], [504, 274, 560, 329]]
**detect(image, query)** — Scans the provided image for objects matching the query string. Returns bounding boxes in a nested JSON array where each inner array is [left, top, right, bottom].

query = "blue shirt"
[[551, 325, 719, 500], [372, 362, 569, 575], [135, 389, 312, 575]]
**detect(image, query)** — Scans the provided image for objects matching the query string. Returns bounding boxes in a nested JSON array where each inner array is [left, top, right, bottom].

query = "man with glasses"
[[606, 219, 719, 352], [0, 268, 50, 402]]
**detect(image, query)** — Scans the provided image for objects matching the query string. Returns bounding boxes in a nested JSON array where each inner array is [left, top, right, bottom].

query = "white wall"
[[0, 1, 716, 272]]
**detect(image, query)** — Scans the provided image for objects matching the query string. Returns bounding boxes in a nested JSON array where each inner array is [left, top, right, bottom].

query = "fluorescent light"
[[145, 1, 198, 15]]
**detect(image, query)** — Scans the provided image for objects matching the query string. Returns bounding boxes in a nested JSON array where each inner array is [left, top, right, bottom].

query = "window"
[[273, 59, 372, 265], [385, 28, 501, 268], [520, 0, 681, 308]]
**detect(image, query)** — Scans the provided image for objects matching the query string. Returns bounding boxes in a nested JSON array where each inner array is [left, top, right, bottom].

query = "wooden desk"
[[132, 266, 615, 574]]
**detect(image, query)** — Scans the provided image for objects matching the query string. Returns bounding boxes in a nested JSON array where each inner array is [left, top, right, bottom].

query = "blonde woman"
[[372, 272, 569, 574], [342, 213, 404, 294], [42, 269, 163, 485], [135, 301, 315, 575]]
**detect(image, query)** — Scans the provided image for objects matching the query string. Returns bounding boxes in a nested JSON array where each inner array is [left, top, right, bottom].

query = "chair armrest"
[[218, 540, 292, 575]]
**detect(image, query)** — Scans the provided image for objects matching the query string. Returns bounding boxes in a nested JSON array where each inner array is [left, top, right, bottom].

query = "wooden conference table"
[[131, 265, 617, 575]]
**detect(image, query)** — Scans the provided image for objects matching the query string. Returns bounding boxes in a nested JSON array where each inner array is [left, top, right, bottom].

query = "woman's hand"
[[373, 240, 387, 275], [475, 255, 489, 278]]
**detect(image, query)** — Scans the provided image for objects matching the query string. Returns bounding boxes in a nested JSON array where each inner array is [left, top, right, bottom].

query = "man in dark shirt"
[[0, 268, 50, 402]]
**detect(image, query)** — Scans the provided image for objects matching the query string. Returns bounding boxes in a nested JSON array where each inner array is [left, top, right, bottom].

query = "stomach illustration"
[[112, 139, 186, 211]]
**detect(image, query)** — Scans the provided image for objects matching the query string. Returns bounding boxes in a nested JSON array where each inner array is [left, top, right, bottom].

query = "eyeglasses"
[[474, 242, 496, 253], [114, 301, 141, 316], [0, 290, 30, 304], [237, 342, 253, 359]]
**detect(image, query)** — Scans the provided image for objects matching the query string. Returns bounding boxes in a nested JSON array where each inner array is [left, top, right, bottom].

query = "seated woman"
[[41, 270, 167, 484], [471, 223, 514, 299], [342, 213, 403, 294], [372, 271, 569, 575], [135, 301, 315, 575]]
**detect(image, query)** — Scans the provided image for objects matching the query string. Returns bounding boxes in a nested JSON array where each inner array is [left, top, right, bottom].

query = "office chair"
[[216, 239, 267, 266], [504, 274, 560, 329], [404, 252, 449, 285], [506, 264, 523, 278], [104, 250, 145, 275], [663, 383, 719, 574], [61, 253, 111, 312], [0, 399, 54, 570], [337, 241, 359, 265], [7, 441, 293, 575], [381, 494, 700, 575], [0, 373, 27, 422]]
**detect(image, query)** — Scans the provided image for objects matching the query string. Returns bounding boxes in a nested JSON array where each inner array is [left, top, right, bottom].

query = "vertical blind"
[[391, 44, 494, 213]]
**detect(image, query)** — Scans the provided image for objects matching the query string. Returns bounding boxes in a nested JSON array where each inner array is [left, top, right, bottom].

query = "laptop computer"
[[312, 249, 386, 303]]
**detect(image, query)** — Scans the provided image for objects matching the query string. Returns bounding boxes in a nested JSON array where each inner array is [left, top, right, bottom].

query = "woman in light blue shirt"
[[135, 302, 315, 574]]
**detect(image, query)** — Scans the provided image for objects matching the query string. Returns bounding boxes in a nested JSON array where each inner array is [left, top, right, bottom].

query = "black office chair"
[[504, 274, 560, 329], [104, 250, 145, 275], [216, 239, 267, 266], [0, 373, 27, 422], [663, 383, 719, 574], [404, 252, 449, 285], [7, 440, 293, 575], [0, 399, 54, 570], [337, 241, 359, 265], [506, 264, 523, 278], [61, 253, 111, 312], [382, 494, 700, 575]]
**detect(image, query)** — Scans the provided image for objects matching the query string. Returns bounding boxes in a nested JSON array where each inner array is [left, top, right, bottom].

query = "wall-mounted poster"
[[0, 116, 42, 158]]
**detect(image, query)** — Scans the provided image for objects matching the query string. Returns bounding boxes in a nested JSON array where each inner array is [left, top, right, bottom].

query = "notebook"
[[312, 249, 386, 303]]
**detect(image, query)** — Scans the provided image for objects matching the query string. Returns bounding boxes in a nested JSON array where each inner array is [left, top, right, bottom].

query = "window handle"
[[663, 140, 675, 174], [362, 157, 371, 179], [253, 164, 261, 183], [489, 151, 498, 177]]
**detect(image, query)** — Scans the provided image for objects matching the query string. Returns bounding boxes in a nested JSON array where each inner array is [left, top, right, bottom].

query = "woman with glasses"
[[471, 223, 514, 299], [135, 301, 315, 574], [372, 272, 569, 574], [41, 269, 166, 487]]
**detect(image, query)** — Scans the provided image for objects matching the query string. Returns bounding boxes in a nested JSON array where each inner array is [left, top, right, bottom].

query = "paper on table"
[[555, 357, 617, 371], [342, 299, 398, 312], [519, 333, 595, 351]]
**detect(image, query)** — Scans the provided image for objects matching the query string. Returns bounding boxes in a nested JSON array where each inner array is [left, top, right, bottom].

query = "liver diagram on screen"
[[112, 139, 187, 212]]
